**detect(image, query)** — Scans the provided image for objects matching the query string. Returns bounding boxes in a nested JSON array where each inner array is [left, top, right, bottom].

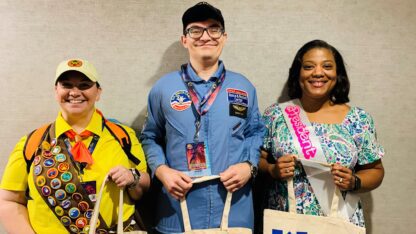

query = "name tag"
[[186, 142, 207, 171]]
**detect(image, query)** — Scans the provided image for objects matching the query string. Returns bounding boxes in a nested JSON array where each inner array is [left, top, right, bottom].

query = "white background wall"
[[0, 1, 415, 233]]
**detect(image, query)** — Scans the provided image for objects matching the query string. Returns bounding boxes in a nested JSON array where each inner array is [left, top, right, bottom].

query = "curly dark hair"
[[287, 39, 350, 104]]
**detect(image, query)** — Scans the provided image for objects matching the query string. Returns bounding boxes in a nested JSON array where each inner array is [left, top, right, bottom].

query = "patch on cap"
[[67, 59, 83, 67]]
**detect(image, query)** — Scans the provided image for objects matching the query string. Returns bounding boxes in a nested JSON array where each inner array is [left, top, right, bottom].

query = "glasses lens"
[[207, 27, 222, 38], [187, 27, 223, 39], [188, 27, 204, 39]]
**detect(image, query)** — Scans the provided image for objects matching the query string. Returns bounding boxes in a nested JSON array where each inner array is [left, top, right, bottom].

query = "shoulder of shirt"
[[149, 71, 182, 93], [345, 106, 375, 122], [154, 71, 182, 86], [226, 70, 255, 89], [225, 70, 252, 83]]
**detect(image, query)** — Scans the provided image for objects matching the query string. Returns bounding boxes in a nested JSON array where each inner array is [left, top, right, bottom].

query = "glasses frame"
[[184, 26, 225, 40]]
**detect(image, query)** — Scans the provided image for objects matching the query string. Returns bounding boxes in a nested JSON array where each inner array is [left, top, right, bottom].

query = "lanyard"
[[180, 63, 226, 142]]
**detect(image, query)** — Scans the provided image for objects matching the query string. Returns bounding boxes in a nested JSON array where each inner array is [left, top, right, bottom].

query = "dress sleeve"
[[351, 108, 385, 165], [0, 135, 29, 191]]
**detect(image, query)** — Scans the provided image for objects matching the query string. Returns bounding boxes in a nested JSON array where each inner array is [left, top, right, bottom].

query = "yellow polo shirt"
[[0, 110, 147, 234]]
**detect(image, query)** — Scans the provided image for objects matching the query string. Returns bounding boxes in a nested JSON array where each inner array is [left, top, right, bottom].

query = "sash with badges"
[[280, 99, 359, 219], [32, 123, 110, 233], [179, 63, 226, 178]]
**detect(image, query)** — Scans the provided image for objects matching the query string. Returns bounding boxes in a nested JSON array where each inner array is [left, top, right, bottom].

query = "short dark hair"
[[287, 39, 350, 104]]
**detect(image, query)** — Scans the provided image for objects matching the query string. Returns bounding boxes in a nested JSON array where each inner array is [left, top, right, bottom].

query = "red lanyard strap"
[[180, 63, 226, 142], [180, 63, 226, 116]]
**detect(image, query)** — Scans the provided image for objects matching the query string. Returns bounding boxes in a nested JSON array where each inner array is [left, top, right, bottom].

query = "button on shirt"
[[140, 61, 264, 233]]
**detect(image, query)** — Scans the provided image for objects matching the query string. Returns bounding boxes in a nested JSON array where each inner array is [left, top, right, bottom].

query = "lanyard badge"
[[180, 63, 226, 177]]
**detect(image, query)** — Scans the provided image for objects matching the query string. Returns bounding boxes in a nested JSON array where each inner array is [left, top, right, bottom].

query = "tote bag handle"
[[89, 174, 130, 234], [180, 175, 233, 232], [287, 167, 341, 218]]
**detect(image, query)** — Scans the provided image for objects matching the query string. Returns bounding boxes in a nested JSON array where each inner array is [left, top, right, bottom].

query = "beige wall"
[[1, 0, 415, 233]]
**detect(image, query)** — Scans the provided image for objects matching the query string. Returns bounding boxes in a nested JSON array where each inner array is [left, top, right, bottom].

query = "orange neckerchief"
[[65, 129, 94, 165]]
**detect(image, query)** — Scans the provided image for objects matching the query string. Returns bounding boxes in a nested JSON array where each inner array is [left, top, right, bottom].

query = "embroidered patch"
[[67, 59, 83, 67], [227, 88, 248, 118], [226, 88, 248, 106], [170, 90, 192, 111]]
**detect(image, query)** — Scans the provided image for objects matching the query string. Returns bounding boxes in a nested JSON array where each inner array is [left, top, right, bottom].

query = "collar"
[[55, 109, 103, 139], [186, 60, 224, 83]]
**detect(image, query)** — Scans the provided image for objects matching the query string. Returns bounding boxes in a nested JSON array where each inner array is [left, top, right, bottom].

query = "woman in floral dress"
[[259, 40, 385, 228]]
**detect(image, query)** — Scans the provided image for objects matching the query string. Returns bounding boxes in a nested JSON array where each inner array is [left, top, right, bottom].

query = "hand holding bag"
[[180, 175, 252, 234], [89, 174, 147, 234], [263, 177, 365, 234]]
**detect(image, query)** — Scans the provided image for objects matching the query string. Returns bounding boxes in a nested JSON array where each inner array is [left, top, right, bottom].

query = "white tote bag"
[[263, 178, 365, 234], [180, 176, 252, 234], [89, 174, 147, 234]]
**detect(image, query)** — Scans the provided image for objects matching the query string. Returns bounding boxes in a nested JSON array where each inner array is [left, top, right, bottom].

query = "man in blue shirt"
[[140, 2, 264, 233]]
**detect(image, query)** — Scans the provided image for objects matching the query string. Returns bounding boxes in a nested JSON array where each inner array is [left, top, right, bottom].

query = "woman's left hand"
[[331, 163, 354, 191], [108, 166, 135, 189]]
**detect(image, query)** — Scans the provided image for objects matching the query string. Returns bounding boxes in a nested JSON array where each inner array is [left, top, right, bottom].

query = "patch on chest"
[[227, 88, 248, 118], [226, 88, 248, 106], [170, 90, 192, 111]]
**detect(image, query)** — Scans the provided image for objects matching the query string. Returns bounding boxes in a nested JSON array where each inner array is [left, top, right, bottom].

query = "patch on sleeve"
[[170, 90, 192, 111]]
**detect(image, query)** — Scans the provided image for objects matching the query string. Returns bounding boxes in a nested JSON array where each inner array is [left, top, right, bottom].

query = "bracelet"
[[127, 168, 141, 190], [352, 174, 361, 191]]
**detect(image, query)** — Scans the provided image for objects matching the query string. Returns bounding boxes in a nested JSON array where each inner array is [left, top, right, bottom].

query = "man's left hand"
[[219, 162, 251, 192]]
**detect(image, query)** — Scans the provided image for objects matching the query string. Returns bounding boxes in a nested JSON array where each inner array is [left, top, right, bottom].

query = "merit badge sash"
[[32, 123, 109, 233], [280, 99, 359, 219], [180, 63, 226, 178]]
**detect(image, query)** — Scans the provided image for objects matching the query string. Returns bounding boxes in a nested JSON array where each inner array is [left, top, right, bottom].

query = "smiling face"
[[299, 48, 337, 101], [55, 71, 101, 120], [181, 19, 227, 65]]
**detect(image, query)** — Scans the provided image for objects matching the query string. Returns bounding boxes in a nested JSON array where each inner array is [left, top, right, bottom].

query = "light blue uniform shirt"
[[140, 61, 264, 233]]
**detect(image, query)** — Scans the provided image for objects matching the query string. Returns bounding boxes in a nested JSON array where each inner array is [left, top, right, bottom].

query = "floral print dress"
[[262, 103, 384, 227]]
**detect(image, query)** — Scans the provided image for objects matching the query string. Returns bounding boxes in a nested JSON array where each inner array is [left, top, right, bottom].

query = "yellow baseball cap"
[[55, 59, 99, 83]]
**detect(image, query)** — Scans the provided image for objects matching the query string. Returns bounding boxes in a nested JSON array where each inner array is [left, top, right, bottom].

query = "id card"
[[186, 142, 207, 170], [184, 142, 212, 178]]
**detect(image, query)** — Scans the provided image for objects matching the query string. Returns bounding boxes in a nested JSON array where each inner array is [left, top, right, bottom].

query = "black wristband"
[[245, 161, 258, 178], [353, 174, 361, 191]]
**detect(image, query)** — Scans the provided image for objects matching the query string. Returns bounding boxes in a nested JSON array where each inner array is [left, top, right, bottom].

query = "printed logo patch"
[[226, 88, 248, 106], [67, 59, 83, 67], [227, 88, 248, 118], [170, 90, 192, 111]]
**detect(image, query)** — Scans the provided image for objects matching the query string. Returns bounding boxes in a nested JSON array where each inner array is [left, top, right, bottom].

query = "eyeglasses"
[[184, 26, 224, 39], [58, 81, 96, 90]]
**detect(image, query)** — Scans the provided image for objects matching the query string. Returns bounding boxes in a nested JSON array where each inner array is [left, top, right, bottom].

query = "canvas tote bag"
[[180, 175, 252, 234], [263, 177, 365, 234], [89, 174, 147, 234]]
